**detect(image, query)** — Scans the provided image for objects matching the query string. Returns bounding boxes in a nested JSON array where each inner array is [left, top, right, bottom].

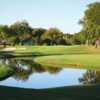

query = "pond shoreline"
[[1, 45, 100, 70]]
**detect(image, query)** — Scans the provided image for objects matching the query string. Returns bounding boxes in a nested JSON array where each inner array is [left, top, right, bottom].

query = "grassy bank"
[[34, 54, 100, 70], [0, 85, 100, 100]]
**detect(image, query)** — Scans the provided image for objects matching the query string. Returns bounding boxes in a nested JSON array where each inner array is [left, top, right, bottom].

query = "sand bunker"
[[2, 47, 26, 51], [3, 47, 16, 51]]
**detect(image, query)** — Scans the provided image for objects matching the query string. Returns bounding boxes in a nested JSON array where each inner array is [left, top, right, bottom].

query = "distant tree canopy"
[[41, 28, 63, 45], [32, 28, 47, 45], [0, 2, 100, 46], [0, 21, 75, 46]]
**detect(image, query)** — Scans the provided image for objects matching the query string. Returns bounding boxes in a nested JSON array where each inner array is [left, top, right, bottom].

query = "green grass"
[[1, 45, 100, 57], [34, 54, 100, 70], [14, 45, 100, 54], [0, 65, 14, 79], [1, 45, 100, 70]]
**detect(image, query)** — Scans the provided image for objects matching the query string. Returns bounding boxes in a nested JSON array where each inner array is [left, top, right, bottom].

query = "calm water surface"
[[0, 58, 99, 89]]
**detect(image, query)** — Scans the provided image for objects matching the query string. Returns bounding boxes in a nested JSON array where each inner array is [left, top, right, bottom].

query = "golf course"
[[0, 1, 100, 100]]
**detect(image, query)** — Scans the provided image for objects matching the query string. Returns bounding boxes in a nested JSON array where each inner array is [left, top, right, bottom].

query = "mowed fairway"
[[12, 45, 100, 55]]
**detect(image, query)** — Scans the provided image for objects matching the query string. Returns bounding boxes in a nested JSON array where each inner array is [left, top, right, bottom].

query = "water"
[[0, 58, 99, 89]]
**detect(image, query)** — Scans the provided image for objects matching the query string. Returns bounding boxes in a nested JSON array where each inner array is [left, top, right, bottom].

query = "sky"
[[0, 0, 99, 34]]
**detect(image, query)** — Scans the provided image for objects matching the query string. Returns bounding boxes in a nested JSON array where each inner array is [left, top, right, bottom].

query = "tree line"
[[0, 21, 81, 46], [0, 2, 100, 46]]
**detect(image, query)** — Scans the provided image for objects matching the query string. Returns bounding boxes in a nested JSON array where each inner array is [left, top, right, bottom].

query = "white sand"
[[3, 47, 16, 51], [2, 47, 26, 51]]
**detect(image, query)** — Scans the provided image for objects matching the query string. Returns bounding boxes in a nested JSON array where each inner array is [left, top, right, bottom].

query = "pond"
[[0, 57, 99, 89]]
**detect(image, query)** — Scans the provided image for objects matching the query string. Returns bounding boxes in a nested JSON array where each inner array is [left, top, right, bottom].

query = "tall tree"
[[0, 25, 11, 47], [79, 2, 100, 45], [10, 20, 32, 44], [73, 31, 86, 44]]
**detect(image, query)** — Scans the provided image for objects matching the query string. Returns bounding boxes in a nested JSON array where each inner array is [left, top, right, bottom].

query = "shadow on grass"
[[0, 51, 47, 58], [0, 85, 100, 100]]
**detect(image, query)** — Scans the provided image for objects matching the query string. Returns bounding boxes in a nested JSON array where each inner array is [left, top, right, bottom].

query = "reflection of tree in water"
[[13, 69, 32, 81], [0, 58, 62, 81], [0, 58, 9, 65], [79, 70, 100, 85], [43, 66, 62, 74], [12, 59, 62, 81]]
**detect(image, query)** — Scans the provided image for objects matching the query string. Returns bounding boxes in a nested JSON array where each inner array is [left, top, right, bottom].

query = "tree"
[[32, 28, 46, 45], [0, 25, 11, 47], [42, 28, 63, 45], [10, 20, 32, 45], [79, 2, 100, 45], [0, 25, 9, 40], [73, 31, 86, 45], [62, 34, 74, 45]]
